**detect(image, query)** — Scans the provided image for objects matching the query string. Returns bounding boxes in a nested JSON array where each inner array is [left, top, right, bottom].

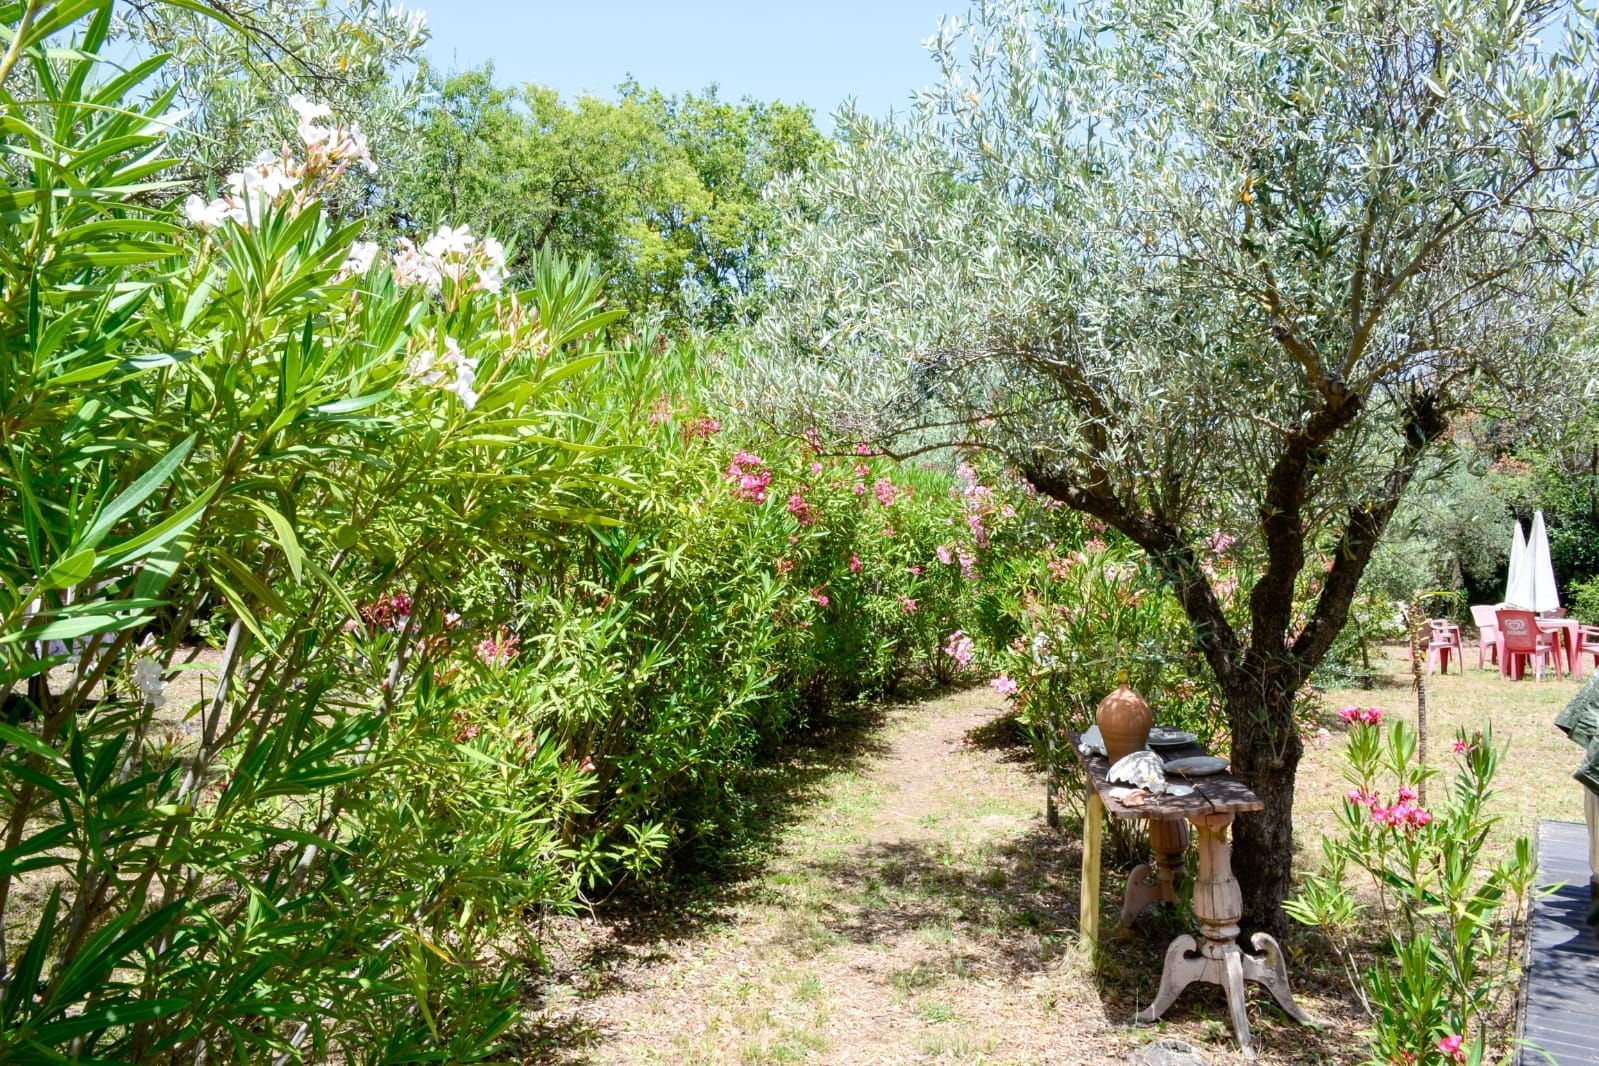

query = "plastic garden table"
[[1068, 732, 1315, 1058]]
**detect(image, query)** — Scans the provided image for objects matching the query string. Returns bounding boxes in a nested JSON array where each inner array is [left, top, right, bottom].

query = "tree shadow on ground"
[[512, 697, 899, 1056]]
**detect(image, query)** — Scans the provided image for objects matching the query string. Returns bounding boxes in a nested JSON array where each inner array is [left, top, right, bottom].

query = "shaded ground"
[[521, 687, 1372, 1065]]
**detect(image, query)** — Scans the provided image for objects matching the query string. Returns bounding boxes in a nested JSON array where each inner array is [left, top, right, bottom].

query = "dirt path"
[[530, 688, 1361, 1065]]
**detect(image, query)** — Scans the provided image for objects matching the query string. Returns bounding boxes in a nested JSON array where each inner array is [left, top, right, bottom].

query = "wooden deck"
[[1520, 820, 1598, 1066]]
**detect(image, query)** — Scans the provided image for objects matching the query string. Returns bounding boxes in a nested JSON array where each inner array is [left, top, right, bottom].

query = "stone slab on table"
[[1066, 731, 1263, 819]]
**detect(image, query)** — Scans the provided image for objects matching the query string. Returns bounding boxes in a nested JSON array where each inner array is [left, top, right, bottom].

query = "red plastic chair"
[[1496, 609, 1562, 681], [1579, 625, 1599, 672], [1425, 620, 1464, 675], [1468, 605, 1500, 669]]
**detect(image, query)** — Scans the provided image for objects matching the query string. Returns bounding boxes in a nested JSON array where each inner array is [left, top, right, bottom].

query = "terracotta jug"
[[1096, 682, 1153, 762]]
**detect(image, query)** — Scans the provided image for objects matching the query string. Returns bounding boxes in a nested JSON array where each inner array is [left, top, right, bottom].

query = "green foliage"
[[387, 68, 827, 326], [113, 0, 429, 213], [0, 9, 969, 1058], [1570, 575, 1599, 626], [748, 0, 1599, 926], [1286, 720, 1536, 1066]]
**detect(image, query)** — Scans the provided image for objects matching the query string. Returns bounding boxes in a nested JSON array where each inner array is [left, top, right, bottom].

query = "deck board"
[[1520, 820, 1598, 1066]]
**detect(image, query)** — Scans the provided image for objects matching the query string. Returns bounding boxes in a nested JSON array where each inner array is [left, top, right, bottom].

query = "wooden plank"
[[1518, 819, 1599, 1066], [1066, 731, 1258, 817], [1081, 788, 1104, 945]]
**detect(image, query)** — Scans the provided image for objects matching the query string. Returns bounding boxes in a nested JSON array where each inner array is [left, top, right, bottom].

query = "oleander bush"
[[1287, 718, 1536, 1066], [0, 6, 982, 1059]]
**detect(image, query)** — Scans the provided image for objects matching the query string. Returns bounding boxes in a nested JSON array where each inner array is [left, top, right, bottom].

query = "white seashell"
[[1107, 750, 1167, 794]]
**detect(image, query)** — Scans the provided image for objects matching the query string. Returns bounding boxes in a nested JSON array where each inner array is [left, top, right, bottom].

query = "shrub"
[[1286, 718, 1536, 1066], [0, 10, 982, 1058]]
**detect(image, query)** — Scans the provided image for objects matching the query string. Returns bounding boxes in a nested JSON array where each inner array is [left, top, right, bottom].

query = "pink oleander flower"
[[578, 756, 597, 773], [848, 553, 862, 573], [456, 723, 481, 742], [907, 565, 922, 576], [786, 492, 817, 526], [803, 427, 822, 453], [1437, 1036, 1465, 1064], [1397, 786, 1418, 804], [881, 526, 895, 538], [855, 442, 872, 455], [853, 481, 867, 496], [1206, 531, 1236, 554], [898, 595, 917, 613], [937, 544, 954, 566], [682, 415, 721, 442], [1346, 788, 1377, 808], [475, 627, 519, 668], [874, 478, 898, 507], [725, 451, 770, 503], [943, 631, 975, 668], [1337, 705, 1383, 727], [776, 558, 795, 575], [360, 591, 413, 631], [810, 461, 824, 475], [958, 547, 978, 580], [648, 393, 675, 426], [1084, 536, 1108, 554], [811, 589, 830, 608], [989, 674, 1018, 697]]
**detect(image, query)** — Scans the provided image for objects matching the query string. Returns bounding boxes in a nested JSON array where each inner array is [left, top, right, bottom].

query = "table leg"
[[1123, 817, 1188, 923], [1136, 812, 1314, 1058], [1080, 789, 1103, 945]]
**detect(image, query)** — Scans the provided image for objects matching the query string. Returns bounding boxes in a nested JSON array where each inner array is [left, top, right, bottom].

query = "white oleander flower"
[[422, 224, 474, 259], [131, 655, 167, 709], [337, 240, 379, 280], [183, 193, 233, 228]]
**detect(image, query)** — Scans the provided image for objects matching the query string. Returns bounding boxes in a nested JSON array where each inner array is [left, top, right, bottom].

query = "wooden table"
[[1069, 733, 1314, 1058]]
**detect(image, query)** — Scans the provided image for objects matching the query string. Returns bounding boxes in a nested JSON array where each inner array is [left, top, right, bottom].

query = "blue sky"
[[418, 2, 953, 124]]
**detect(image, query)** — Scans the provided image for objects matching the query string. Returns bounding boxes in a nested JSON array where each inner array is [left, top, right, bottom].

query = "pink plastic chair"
[[1579, 625, 1598, 672], [1496, 609, 1563, 681], [1425, 620, 1464, 675], [1468, 605, 1500, 669]]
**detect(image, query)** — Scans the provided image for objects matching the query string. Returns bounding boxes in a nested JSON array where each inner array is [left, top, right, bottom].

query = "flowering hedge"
[[0, 15, 990, 1059]]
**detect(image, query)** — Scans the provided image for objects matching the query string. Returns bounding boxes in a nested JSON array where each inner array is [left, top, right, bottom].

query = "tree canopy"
[[750, 0, 1599, 930], [386, 69, 828, 326]]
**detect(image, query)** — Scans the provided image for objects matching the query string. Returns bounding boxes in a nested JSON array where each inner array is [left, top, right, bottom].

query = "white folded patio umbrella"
[[1505, 519, 1530, 607], [1526, 509, 1561, 613]]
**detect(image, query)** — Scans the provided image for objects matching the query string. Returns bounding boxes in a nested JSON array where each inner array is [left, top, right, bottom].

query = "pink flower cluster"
[[944, 631, 975, 668], [475, 627, 520, 668], [898, 595, 917, 614], [811, 588, 830, 608], [725, 451, 771, 503], [874, 478, 898, 507], [682, 415, 721, 442], [786, 492, 817, 525], [1346, 785, 1433, 830], [990, 674, 1019, 697], [359, 591, 412, 632], [1337, 705, 1384, 727], [1437, 1035, 1466, 1064], [848, 553, 863, 573], [1206, 531, 1236, 555]]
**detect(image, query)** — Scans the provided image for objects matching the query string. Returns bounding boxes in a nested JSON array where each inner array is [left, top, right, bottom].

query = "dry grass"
[[1310, 642, 1586, 850], [517, 645, 1589, 1064]]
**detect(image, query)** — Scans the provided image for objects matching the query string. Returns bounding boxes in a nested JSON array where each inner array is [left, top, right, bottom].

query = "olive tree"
[[749, 0, 1599, 932]]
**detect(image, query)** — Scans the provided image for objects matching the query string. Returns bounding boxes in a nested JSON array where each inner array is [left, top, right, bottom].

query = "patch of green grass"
[[917, 998, 958, 1023], [793, 973, 824, 1003]]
